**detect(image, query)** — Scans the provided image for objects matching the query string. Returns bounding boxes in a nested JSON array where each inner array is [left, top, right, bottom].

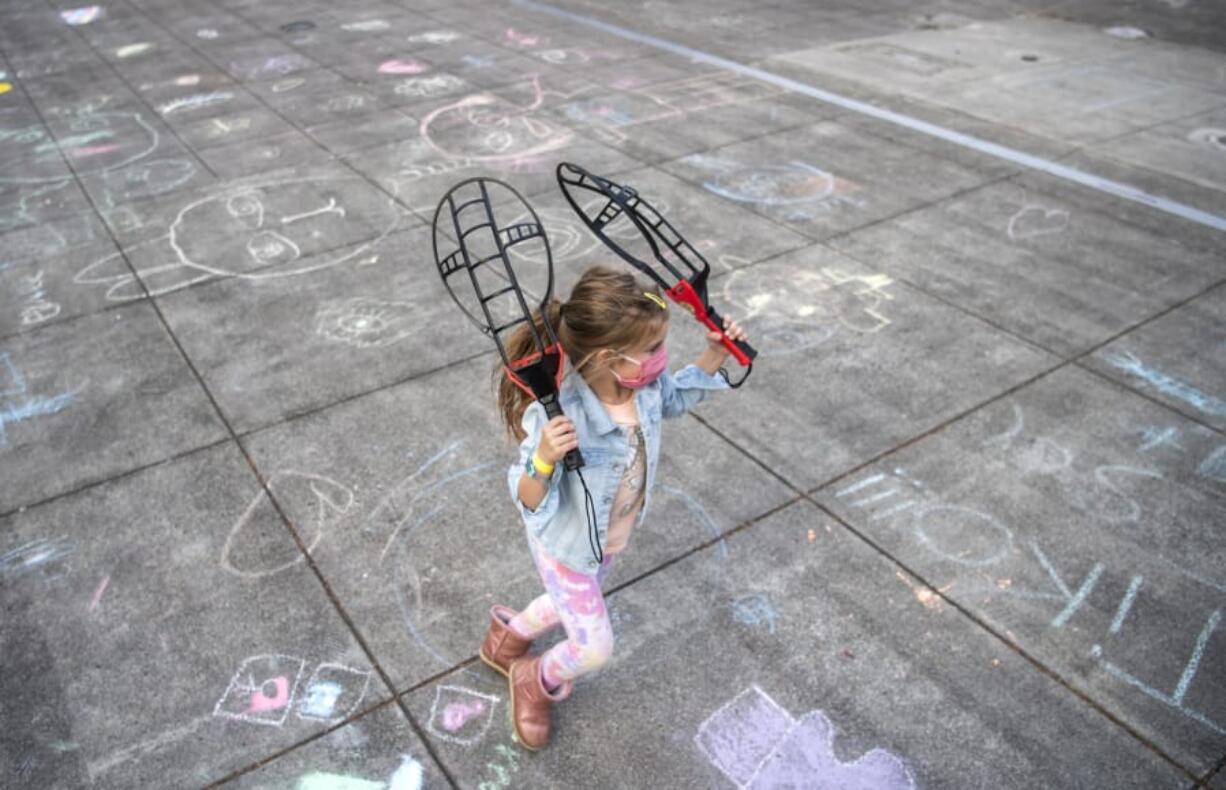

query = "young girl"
[[477, 265, 749, 751]]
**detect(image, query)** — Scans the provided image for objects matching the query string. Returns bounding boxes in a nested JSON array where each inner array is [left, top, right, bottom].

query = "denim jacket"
[[507, 364, 730, 574]]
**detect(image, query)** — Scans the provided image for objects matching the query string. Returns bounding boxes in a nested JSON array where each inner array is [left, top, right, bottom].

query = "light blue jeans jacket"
[[507, 364, 730, 574]]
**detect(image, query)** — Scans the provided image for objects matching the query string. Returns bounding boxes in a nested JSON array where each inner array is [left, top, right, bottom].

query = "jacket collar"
[[559, 369, 620, 436]]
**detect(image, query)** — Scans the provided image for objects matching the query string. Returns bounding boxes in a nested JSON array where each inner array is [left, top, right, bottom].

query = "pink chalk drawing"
[[247, 676, 290, 713], [379, 59, 429, 76], [442, 699, 486, 732], [213, 654, 306, 726], [427, 686, 499, 745], [503, 28, 548, 48], [695, 685, 915, 789]]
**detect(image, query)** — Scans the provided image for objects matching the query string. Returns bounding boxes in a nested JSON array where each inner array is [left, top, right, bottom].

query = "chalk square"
[[694, 684, 795, 787], [213, 654, 307, 727], [426, 685, 499, 746]]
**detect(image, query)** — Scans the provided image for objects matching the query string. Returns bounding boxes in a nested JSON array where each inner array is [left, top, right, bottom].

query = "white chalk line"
[[513, 0, 1226, 234]]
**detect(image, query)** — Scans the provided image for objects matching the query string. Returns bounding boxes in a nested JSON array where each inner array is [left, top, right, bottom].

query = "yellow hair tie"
[[643, 292, 667, 310]]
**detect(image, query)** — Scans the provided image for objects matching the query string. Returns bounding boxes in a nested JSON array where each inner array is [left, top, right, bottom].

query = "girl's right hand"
[[537, 416, 578, 465]]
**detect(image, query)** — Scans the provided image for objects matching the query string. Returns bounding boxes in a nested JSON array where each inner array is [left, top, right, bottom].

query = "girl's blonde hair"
[[497, 265, 668, 441]]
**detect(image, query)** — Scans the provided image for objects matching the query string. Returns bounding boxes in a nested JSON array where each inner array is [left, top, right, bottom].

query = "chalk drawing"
[[296, 755, 423, 790], [1187, 128, 1226, 152], [1006, 205, 1070, 240], [342, 20, 390, 32], [1104, 351, 1226, 417], [228, 54, 313, 80], [715, 265, 894, 357], [86, 715, 212, 781], [419, 76, 574, 164], [379, 59, 429, 76], [393, 74, 467, 98], [461, 55, 496, 69], [280, 20, 316, 34], [60, 6, 102, 25], [476, 743, 522, 790], [89, 575, 110, 611], [730, 592, 779, 633], [684, 155, 866, 220], [504, 28, 549, 48], [1029, 541, 1104, 628], [0, 387, 80, 446], [914, 505, 1014, 567], [116, 43, 154, 59], [196, 29, 219, 40], [1137, 425, 1183, 453], [15, 269, 62, 326], [220, 470, 355, 579], [1091, 609, 1223, 735], [75, 176, 403, 301], [427, 686, 499, 746], [213, 654, 307, 726], [1084, 465, 1163, 522], [834, 468, 925, 523], [157, 91, 234, 116], [1198, 445, 1226, 484], [315, 298, 417, 348], [695, 685, 914, 789], [1109, 576, 1143, 634], [0, 537, 74, 580], [0, 112, 159, 184], [1104, 26, 1149, 40], [408, 30, 461, 44], [296, 663, 372, 723]]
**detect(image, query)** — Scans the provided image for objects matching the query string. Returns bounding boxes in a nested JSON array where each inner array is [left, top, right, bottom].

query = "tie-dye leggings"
[[507, 539, 616, 688]]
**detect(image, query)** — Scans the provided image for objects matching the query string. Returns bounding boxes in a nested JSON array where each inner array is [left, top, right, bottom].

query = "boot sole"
[[478, 648, 511, 679]]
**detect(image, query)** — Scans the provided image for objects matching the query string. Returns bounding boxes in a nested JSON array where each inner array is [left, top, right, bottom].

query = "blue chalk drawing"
[[1136, 425, 1182, 453], [730, 592, 779, 633], [1104, 351, 1226, 417], [298, 681, 343, 719], [1198, 445, 1226, 484], [0, 352, 26, 397], [0, 390, 77, 446], [0, 537, 74, 580]]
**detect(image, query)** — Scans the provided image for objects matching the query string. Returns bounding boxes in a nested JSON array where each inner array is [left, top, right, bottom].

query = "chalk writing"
[[426, 686, 499, 746], [695, 685, 914, 788], [1104, 351, 1226, 417], [15, 269, 62, 325]]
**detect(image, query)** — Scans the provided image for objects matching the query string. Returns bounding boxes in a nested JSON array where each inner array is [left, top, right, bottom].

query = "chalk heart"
[[1007, 205, 1069, 241], [379, 59, 427, 75]]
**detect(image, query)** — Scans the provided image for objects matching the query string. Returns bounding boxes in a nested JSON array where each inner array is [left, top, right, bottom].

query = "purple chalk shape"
[[747, 711, 915, 790], [695, 685, 796, 786]]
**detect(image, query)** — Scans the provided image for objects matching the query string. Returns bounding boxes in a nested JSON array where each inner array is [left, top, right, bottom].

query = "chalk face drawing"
[[220, 470, 355, 579], [684, 155, 866, 220], [213, 655, 307, 726], [75, 176, 403, 301], [426, 686, 499, 746], [1006, 204, 1070, 241], [419, 76, 573, 164], [717, 263, 896, 357], [315, 298, 417, 348], [695, 685, 914, 789], [296, 663, 372, 724]]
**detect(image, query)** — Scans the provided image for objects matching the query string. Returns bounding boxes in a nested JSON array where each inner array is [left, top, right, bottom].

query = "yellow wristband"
[[531, 453, 555, 476]]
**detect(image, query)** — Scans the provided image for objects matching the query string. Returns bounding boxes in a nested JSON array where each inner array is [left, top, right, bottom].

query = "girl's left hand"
[[706, 316, 747, 354]]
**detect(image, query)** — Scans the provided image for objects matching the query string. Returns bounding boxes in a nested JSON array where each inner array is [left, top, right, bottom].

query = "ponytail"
[[497, 299, 563, 442]]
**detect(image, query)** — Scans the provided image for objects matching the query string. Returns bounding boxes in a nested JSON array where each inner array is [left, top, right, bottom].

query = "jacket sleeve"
[[659, 364, 732, 419], [506, 401, 564, 530]]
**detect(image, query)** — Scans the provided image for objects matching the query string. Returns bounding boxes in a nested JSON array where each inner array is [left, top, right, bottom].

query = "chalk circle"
[[912, 505, 1013, 567], [1188, 128, 1226, 152], [220, 471, 355, 579], [705, 161, 835, 207]]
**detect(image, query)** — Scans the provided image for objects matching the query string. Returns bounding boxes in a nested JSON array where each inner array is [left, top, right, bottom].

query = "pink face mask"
[[614, 346, 668, 389]]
